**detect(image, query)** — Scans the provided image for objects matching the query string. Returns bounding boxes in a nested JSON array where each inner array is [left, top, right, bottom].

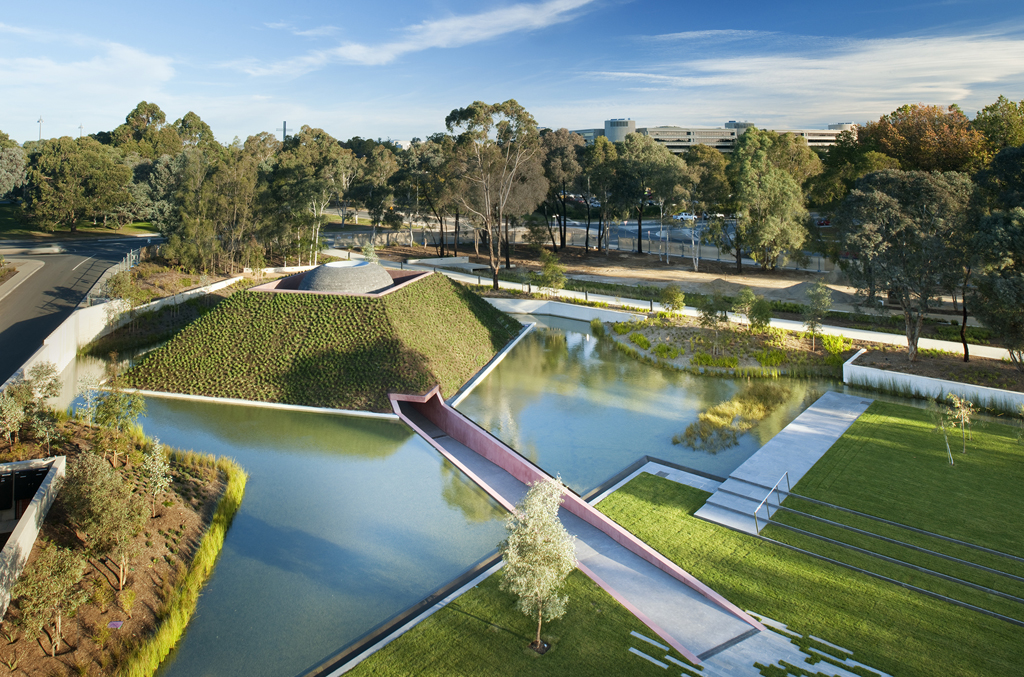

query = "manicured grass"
[[349, 568, 697, 676], [125, 273, 522, 411], [0, 203, 159, 239], [787, 400, 1024, 557], [598, 473, 1024, 677]]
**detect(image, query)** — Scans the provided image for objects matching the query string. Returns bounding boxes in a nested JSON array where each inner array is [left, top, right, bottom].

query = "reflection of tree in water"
[[673, 382, 795, 454], [440, 462, 506, 524]]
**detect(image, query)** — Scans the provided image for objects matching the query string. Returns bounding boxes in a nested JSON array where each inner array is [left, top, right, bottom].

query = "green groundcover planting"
[[350, 569, 698, 677], [598, 474, 1024, 677], [125, 273, 521, 411]]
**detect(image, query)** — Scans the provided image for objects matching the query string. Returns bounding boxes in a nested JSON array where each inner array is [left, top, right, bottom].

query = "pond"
[[62, 314, 849, 676], [76, 394, 506, 677], [456, 315, 839, 493]]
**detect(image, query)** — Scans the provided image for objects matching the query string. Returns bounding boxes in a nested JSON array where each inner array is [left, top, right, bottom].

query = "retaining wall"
[[0, 456, 66, 619], [484, 298, 645, 323], [843, 349, 1024, 412]]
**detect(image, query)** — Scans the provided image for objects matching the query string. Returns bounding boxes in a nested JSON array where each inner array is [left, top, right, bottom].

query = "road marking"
[[72, 255, 94, 270]]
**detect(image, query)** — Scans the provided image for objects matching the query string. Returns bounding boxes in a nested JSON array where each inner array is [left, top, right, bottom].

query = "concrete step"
[[694, 502, 760, 535]]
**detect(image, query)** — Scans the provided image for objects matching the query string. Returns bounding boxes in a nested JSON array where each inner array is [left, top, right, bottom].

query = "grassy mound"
[[125, 273, 521, 411]]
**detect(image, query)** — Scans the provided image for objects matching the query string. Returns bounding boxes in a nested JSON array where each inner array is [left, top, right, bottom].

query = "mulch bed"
[[855, 348, 1024, 395]]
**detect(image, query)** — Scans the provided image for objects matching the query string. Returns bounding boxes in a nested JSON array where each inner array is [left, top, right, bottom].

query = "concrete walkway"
[[695, 391, 873, 534], [397, 398, 762, 664], [326, 248, 1007, 361]]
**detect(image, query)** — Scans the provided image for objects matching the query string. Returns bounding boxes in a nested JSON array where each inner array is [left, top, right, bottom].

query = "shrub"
[[660, 284, 685, 313], [629, 332, 651, 350], [653, 343, 680, 359], [589, 318, 605, 338], [749, 297, 773, 334], [754, 348, 787, 367], [690, 351, 739, 368]]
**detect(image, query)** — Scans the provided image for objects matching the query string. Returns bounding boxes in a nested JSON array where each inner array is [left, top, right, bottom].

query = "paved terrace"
[[392, 389, 764, 665]]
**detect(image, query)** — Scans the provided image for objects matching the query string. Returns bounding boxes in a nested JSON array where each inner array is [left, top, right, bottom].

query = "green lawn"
[[785, 400, 1024, 557], [598, 473, 1024, 677], [349, 568, 699, 676], [0, 203, 159, 239]]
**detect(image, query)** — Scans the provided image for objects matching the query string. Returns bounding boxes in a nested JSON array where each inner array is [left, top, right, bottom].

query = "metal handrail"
[[753, 471, 791, 533]]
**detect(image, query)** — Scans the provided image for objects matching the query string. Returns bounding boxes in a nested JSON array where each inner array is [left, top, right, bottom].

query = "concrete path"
[[0, 258, 44, 304], [695, 391, 873, 534], [327, 248, 1006, 360], [399, 402, 761, 663]]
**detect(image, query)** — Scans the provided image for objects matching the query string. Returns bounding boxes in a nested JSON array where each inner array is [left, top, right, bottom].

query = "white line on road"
[[72, 256, 94, 271]]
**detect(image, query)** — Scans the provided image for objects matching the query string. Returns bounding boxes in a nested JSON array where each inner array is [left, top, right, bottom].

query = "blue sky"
[[2, 0, 1023, 145]]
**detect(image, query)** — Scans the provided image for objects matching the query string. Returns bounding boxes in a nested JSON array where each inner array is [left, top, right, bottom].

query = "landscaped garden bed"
[[0, 418, 245, 677], [853, 348, 1024, 394]]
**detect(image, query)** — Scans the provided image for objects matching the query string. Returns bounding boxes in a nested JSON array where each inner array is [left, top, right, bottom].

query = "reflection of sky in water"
[[457, 316, 838, 493], [103, 397, 509, 677]]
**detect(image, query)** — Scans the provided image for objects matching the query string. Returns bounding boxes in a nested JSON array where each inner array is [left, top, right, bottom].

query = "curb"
[[0, 259, 44, 304]]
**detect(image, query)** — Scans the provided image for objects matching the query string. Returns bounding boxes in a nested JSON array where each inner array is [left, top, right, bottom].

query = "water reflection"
[[457, 316, 836, 491]]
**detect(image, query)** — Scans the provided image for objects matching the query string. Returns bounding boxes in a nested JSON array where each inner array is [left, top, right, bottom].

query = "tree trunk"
[[735, 246, 742, 273], [585, 203, 591, 253], [454, 210, 459, 257], [636, 206, 644, 254], [119, 554, 127, 590], [961, 301, 970, 363], [535, 603, 543, 647], [560, 181, 568, 249], [504, 217, 512, 269], [54, 613, 61, 657]]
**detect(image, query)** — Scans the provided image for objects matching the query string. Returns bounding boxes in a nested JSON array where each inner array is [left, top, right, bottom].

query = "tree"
[[581, 136, 617, 252], [277, 126, 350, 265], [0, 145, 27, 198], [946, 394, 974, 455], [446, 100, 543, 289], [859, 104, 989, 173], [143, 440, 171, 518], [732, 287, 757, 330], [807, 130, 900, 207], [685, 145, 731, 271], [969, 207, 1024, 372], [361, 144, 399, 236], [835, 170, 974, 361], [498, 477, 577, 652], [412, 135, 459, 256], [0, 391, 24, 448], [24, 137, 89, 232], [12, 544, 88, 657], [749, 297, 773, 334], [59, 454, 147, 590], [696, 290, 730, 353], [94, 357, 146, 437], [973, 96, 1024, 152], [613, 133, 687, 255], [729, 128, 811, 271], [174, 111, 217, 151], [803, 281, 832, 350], [538, 249, 566, 292], [542, 129, 584, 250], [660, 284, 685, 313], [111, 101, 183, 159]]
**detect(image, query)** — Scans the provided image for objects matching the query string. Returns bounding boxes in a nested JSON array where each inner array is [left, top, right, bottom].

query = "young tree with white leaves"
[[499, 476, 577, 652]]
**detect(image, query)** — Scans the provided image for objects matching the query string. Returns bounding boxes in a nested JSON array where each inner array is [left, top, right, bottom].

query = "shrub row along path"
[[393, 394, 761, 665], [694, 391, 874, 534], [336, 249, 1012, 361]]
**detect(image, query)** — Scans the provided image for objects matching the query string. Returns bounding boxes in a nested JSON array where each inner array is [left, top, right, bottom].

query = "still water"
[[135, 400, 505, 677], [456, 315, 836, 493], [67, 315, 842, 675]]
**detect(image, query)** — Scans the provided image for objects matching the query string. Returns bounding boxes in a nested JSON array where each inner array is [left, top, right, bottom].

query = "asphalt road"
[[0, 239, 146, 383]]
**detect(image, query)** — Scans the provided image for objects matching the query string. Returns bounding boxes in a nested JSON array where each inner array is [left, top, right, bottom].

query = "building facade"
[[570, 119, 854, 154]]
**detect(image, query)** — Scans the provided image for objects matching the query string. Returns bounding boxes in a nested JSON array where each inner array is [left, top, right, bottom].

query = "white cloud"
[[584, 30, 1024, 127], [234, 0, 597, 75]]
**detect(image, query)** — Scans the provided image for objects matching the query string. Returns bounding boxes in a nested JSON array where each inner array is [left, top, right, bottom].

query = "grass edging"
[[118, 452, 248, 677]]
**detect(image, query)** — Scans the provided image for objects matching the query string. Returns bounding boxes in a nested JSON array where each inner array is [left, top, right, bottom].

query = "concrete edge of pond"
[[448, 321, 537, 408], [122, 389, 401, 419]]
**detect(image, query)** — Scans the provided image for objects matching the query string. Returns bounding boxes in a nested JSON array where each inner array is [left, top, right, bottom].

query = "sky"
[[2, 0, 1024, 145]]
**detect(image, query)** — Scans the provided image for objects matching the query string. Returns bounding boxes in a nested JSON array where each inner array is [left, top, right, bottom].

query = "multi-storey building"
[[570, 119, 856, 154]]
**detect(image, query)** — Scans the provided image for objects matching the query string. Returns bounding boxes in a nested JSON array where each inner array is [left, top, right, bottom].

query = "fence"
[[80, 247, 144, 308]]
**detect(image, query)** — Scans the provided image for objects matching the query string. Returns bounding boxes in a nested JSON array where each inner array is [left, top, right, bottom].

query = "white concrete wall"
[[484, 298, 646, 323], [0, 456, 66, 620], [843, 349, 1024, 412]]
